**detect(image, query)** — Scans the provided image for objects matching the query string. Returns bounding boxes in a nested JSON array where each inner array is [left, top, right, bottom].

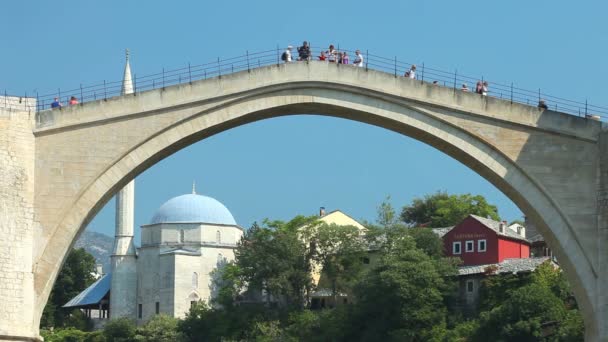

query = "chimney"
[[319, 207, 326, 216], [499, 221, 506, 233]]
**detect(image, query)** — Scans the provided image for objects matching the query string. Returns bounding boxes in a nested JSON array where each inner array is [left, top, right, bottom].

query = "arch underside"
[[33, 82, 600, 337]]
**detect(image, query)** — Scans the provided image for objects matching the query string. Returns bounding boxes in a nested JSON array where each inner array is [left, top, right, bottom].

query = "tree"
[[474, 283, 567, 341], [310, 223, 367, 301], [136, 314, 182, 341], [346, 235, 457, 341], [41, 248, 97, 328], [376, 195, 397, 228], [103, 318, 136, 342], [236, 219, 313, 309], [400, 191, 499, 227]]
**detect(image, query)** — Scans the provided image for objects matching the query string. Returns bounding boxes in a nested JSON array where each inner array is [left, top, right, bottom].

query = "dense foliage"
[[41, 248, 97, 329], [42, 193, 584, 341], [400, 191, 500, 227]]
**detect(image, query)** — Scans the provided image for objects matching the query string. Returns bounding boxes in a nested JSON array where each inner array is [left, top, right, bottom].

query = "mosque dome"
[[150, 193, 237, 225]]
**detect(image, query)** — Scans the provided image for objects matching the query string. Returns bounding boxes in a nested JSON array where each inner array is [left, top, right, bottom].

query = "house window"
[[453, 241, 461, 255], [465, 240, 474, 253], [192, 272, 198, 289], [216, 230, 221, 243], [138, 304, 142, 319], [155, 302, 160, 314], [190, 301, 198, 309], [478, 239, 487, 252], [466, 280, 474, 293]]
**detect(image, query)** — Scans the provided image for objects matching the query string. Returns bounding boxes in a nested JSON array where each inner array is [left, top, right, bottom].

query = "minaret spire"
[[111, 49, 137, 319], [121, 48, 134, 95], [192, 181, 197, 194]]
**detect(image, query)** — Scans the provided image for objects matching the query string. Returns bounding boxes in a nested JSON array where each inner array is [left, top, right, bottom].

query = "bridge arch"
[[30, 63, 604, 339]]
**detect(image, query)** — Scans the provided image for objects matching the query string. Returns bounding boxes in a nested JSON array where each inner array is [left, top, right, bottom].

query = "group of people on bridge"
[[282, 41, 552, 111], [282, 41, 364, 67]]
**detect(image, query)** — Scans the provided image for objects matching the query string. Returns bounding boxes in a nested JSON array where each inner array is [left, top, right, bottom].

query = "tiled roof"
[[63, 273, 111, 308], [458, 257, 552, 276], [470, 215, 528, 243], [431, 226, 455, 237]]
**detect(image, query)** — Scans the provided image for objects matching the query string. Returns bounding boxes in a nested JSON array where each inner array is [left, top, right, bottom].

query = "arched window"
[[179, 230, 185, 244], [216, 230, 221, 243], [192, 272, 198, 289]]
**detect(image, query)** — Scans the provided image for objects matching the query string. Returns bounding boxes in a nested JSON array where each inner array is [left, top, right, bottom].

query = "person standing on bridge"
[[482, 81, 489, 96], [298, 41, 311, 61], [51, 97, 62, 109], [318, 51, 327, 61], [69, 96, 78, 105], [353, 50, 364, 67], [281, 46, 293, 63], [327, 45, 337, 62], [405, 65, 416, 79], [475, 81, 483, 94], [341, 52, 350, 64], [461, 84, 469, 92]]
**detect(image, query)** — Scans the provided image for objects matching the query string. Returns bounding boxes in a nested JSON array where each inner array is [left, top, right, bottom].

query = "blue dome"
[[150, 193, 237, 225]]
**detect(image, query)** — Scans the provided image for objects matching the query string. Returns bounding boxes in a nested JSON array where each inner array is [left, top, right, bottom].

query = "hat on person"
[[287, 45, 293, 49]]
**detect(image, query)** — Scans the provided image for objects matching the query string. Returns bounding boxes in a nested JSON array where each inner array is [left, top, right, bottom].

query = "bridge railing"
[[9, 46, 607, 120]]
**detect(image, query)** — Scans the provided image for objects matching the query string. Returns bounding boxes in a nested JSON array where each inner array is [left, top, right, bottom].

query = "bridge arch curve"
[[31, 63, 604, 339]]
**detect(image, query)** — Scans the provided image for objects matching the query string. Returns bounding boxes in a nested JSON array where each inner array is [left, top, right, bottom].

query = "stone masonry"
[[0, 63, 606, 341], [0, 108, 37, 341]]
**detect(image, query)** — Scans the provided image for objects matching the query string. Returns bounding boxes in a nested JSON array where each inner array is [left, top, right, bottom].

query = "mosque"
[[64, 52, 243, 323], [64, 184, 243, 323]]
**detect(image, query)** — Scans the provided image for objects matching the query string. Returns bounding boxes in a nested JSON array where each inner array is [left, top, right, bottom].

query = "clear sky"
[[2, 1, 606, 240]]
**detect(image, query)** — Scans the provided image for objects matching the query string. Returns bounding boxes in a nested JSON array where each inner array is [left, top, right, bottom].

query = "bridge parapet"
[[34, 62, 602, 142]]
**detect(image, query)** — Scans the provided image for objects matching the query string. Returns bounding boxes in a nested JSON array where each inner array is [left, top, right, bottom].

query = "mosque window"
[[179, 230, 185, 244], [155, 302, 160, 314], [192, 272, 198, 289], [138, 304, 142, 319], [216, 230, 221, 243]]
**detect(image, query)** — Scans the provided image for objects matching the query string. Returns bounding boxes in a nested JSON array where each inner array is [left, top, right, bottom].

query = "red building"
[[440, 215, 530, 266]]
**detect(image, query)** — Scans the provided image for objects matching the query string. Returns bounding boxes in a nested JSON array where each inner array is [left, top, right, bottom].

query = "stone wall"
[[0, 108, 38, 341]]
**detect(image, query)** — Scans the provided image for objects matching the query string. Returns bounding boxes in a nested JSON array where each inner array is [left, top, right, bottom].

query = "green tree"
[[474, 283, 567, 341], [376, 195, 397, 228], [103, 318, 136, 342], [347, 235, 457, 341], [400, 191, 499, 227], [41, 248, 97, 328], [236, 219, 313, 309], [309, 223, 367, 301], [135, 314, 182, 341]]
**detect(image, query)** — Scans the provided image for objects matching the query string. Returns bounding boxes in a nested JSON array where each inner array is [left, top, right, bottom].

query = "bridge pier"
[[0, 109, 40, 341], [593, 128, 608, 342]]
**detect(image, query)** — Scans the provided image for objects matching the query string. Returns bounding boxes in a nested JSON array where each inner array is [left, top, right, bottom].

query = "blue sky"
[[2, 1, 606, 240]]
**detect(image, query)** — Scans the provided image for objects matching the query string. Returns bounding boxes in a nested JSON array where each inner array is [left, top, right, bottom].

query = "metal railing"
[[5, 46, 607, 120]]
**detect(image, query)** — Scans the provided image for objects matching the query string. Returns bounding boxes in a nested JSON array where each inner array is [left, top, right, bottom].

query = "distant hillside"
[[74, 231, 113, 273]]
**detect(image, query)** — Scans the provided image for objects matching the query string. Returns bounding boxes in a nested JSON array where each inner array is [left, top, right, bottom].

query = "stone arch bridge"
[[1, 62, 607, 341]]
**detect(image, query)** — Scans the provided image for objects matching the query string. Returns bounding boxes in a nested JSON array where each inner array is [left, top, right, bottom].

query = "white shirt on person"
[[353, 53, 364, 67]]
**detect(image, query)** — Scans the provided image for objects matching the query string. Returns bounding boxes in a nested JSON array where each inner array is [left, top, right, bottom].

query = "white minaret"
[[110, 49, 138, 319]]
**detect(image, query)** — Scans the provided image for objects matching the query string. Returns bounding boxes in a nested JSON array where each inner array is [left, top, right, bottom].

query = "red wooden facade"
[[442, 216, 530, 266]]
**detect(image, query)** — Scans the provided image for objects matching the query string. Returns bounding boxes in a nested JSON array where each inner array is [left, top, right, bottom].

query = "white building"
[[64, 188, 243, 323]]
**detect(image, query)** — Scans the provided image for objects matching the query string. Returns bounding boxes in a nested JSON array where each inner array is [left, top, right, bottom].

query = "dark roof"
[[469, 215, 529, 243], [63, 273, 111, 308], [458, 257, 553, 276]]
